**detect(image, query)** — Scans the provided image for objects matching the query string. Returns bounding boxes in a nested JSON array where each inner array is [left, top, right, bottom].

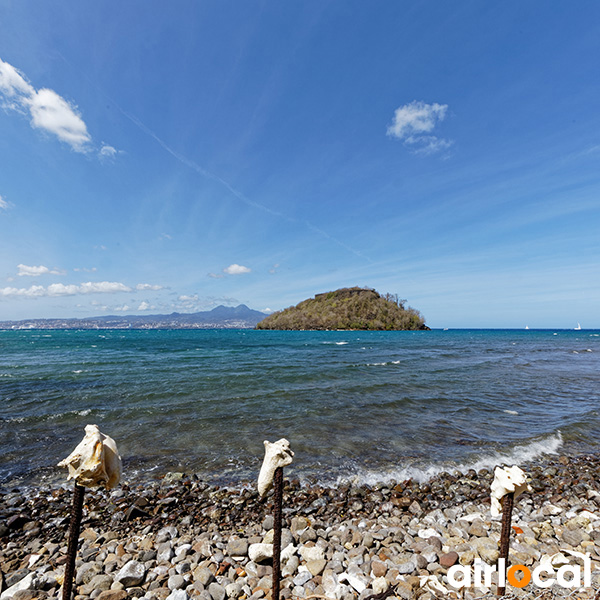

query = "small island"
[[255, 287, 429, 330]]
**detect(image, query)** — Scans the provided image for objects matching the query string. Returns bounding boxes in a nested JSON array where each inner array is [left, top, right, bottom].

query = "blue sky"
[[1, 1, 599, 328]]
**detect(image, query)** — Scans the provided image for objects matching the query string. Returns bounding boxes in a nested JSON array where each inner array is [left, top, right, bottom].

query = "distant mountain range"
[[0, 305, 268, 330]]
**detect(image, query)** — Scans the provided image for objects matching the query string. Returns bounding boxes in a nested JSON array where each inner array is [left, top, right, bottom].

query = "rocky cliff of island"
[[255, 287, 428, 330]]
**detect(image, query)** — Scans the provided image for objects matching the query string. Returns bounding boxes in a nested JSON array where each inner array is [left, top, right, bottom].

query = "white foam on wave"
[[329, 432, 564, 487], [503, 409, 519, 415], [366, 360, 402, 366]]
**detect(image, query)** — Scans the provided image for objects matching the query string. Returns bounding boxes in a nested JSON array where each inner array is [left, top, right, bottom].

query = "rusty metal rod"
[[272, 466, 284, 600], [497, 491, 514, 597], [63, 483, 85, 600]]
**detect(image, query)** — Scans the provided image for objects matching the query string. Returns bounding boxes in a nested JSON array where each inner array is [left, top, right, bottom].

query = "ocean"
[[1, 328, 598, 490]]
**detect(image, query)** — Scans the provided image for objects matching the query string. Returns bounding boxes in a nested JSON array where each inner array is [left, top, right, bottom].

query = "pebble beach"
[[2, 453, 600, 600]]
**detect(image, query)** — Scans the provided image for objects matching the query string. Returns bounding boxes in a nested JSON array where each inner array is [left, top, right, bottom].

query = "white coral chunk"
[[257, 438, 293, 497], [490, 465, 531, 516], [57, 424, 121, 489]]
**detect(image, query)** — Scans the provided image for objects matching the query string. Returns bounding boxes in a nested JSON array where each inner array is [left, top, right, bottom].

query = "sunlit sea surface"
[[1, 328, 599, 490]]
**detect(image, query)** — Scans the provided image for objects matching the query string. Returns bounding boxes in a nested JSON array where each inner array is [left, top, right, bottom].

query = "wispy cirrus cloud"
[[0, 195, 10, 210], [17, 264, 65, 277], [0, 58, 116, 157], [387, 100, 452, 155]]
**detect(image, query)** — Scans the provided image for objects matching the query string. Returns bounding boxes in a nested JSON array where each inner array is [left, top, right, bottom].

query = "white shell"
[[490, 465, 531, 516], [257, 438, 294, 497], [57, 424, 122, 489]]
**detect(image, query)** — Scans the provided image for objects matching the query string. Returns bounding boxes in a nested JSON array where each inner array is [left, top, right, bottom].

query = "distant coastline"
[[0, 304, 267, 330]]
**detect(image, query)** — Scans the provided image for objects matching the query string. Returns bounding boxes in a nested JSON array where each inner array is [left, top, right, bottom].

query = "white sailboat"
[[575, 323, 582, 330]]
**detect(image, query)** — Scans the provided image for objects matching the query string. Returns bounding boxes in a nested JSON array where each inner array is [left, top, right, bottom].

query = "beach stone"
[[80, 574, 114, 595], [12, 592, 41, 600], [477, 547, 499, 564], [225, 582, 242, 599], [175, 544, 192, 562], [291, 516, 310, 535], [468, 519, 487, 537], [306, 559, 327, 577], [96, 592, 127, 600], [439, 551, 459, 568], [371, 560, 387, 578], [115, 560, 146, 587], [362, 533, 374, 548], [166, 591, 189, 600], [248, 543, 272, 563], [0, 573, 37, 600], [293, 571, 312, 587], [299, 528, 317, 543], [263, 529, 293, 548], [299, 545, 324, 562], [562, 528, 584, 547], [76, 562, 102, 585], [168, 575, 186, 590], [156, 526, 178, 543], [208, 582, 226, 600], [372, 577, 388, 594], [340, 572, 368, 594], [156, 542, 174, 563], [394, 580, 413, 600], [227, 538, 248, 557], [282, 555, 299, 577]]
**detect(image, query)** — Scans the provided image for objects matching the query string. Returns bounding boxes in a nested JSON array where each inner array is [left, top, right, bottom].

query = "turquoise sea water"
[[1, 328, 599, 489]]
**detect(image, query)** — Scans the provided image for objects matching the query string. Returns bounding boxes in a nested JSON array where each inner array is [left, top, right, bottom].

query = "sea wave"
[[328, 432, 564, 487], [1, 408, 93, 424]]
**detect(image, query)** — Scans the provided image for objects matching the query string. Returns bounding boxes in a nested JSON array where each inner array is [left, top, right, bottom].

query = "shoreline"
[[2, 452, 600, 599]]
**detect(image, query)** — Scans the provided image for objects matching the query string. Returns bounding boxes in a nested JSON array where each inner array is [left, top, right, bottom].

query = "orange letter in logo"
[[507, 565, 531, 588]]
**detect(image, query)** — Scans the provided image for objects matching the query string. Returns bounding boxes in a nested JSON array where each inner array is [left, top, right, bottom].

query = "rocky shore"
[[2, 454, 600, 600]]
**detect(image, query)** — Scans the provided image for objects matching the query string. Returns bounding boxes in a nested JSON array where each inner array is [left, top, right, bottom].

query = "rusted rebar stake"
[[272, 466, 284, 600], [63, 483, 85, 600], [497, 491, 515, 596]]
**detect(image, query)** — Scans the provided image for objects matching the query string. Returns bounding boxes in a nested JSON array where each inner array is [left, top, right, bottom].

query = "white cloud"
[[178, 294, 199, 302], [0, 195, 9, 210], [223, 264, 251, 275], [207, 272, 225, 279], [73, 267, 97, 273], [0, 281, 132, 298], [138, 301, 152, 311], [17, 264, 65, 277], [28, 88, 91, 151], [114, 304, 130, 312], [136, 283, 164, 291], [99, 144, 117, 159], [387, 100, 452, 155], [79, 281, 131, 294], [0, 59, 34, 101], [0, 58, 116, 155]]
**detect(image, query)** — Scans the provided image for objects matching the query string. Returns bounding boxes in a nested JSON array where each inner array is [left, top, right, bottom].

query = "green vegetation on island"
[[255, 287, 428, 330]]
